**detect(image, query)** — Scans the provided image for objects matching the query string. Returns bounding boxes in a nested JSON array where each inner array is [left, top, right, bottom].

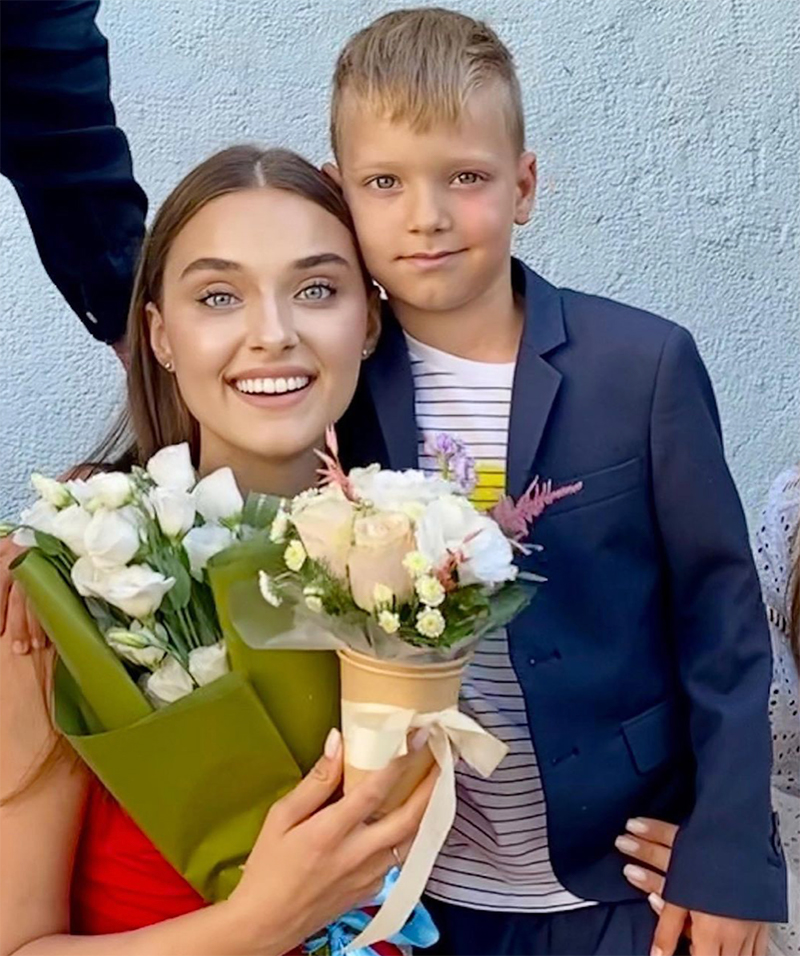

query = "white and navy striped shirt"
[[406, 333, 593, 913]]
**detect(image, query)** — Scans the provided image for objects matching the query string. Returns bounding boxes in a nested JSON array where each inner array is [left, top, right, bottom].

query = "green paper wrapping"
[[11, 546, 330, 903], [207, 537, 340, 775]]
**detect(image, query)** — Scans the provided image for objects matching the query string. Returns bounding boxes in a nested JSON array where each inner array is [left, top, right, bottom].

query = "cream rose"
[[347, 511, 415, 612], [291, 493, 355, 580]]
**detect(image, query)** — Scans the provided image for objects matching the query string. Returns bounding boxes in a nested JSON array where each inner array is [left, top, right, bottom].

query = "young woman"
[[0, 145, 435, 956]]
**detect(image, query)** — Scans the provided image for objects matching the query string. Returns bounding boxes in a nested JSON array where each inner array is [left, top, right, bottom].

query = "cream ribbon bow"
[[342, 701, 508, 952]]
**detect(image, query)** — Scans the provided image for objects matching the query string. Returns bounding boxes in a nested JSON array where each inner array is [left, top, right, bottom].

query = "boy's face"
[[328, 83, 536, 316]]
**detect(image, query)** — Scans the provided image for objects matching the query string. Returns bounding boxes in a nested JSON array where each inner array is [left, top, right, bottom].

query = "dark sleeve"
[[651, 325, 787, 920], [0, 0, 147, 344]]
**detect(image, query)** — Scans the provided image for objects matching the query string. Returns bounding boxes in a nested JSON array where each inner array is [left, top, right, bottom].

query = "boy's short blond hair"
[[331, 7, 525, 157]]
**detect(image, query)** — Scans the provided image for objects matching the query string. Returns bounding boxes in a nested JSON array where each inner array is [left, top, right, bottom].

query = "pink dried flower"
[[315, 425, 358, 502], [490, 478, 583, 546]]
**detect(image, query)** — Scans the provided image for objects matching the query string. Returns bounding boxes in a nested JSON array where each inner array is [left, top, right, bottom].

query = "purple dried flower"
[[426, 432, 476, 494]]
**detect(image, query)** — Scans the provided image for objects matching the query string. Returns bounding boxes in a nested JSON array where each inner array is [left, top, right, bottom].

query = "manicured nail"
[[623, 864, 648, 884], [626, 817, 649, 835], [615, 835, 639, 853], [410, 728, 429, 752], [324, 727, 342, 760], [12, 641, 25, 654], [32, 638, 45, 650], [651, 947, 664, 956], [648, 892, 665, 914]]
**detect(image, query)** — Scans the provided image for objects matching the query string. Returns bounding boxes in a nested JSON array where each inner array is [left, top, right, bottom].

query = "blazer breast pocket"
[[621, 699, 682, 775], [544, 456, 645, 517]]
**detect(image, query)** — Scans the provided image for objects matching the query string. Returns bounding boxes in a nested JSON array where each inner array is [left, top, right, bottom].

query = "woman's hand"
[[227, 728, 437, 955], [617, 816, 677, 907], [0, 538, 47, 655]]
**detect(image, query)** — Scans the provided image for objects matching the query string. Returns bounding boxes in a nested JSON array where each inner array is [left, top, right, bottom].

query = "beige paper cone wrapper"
[[337, 648, 467, 812]]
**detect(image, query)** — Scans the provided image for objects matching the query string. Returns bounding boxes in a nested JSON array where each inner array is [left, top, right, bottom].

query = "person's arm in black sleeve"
[[0, 0, 147, 347]]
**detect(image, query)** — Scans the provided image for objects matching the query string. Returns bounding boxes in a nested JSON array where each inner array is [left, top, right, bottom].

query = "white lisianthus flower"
[[83, 472, 134, 513], [372, 583, 394, 608], [416, 607, 446, 639], [305, 594, 324, 613], [71, 555, 107, 598], [284, 539, 307, 572], [84, 508, 141, 570], [349, 466, 456, 512], [415, 495, 517, 587], [146, 443, 196, 493], [64, 478, 92, 507], [182, 524, 234, 578], [269, 505, 290, 544], [144, 655, 194, 707], [403, 550, 432, 577], [188, 642, 229, 686], [415, 575, 445, 607], [192, 468, 243, 523], [149, 487, 196, 539], [258, 570, 283, 608], [14, 499, 58, 546], [377, 609, 401, 634], [105, 626, 167, 669], [94, 564, 175, 619], [31, 473, 72, 509], [50, 504, 91, 556]]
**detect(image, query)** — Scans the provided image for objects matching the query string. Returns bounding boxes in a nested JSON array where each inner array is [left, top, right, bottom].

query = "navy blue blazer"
[[1, 1, 146, 344], [338, 259, 787, 921]]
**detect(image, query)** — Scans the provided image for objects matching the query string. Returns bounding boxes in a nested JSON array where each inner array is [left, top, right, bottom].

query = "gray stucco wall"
[[1, 0, 798, 525]]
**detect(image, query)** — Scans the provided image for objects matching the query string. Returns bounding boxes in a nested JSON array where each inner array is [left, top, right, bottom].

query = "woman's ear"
[[363, 285, 382, 357], [146, 302, 174, 371]]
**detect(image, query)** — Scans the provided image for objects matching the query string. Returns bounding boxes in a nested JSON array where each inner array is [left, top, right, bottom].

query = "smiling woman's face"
[[147, 187, 375, 486]]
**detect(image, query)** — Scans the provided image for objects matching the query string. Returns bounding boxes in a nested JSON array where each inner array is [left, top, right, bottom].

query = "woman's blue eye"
[[199, 291, 237, 308], [297, 283, 335, 301], [370, 175, 398, 190]]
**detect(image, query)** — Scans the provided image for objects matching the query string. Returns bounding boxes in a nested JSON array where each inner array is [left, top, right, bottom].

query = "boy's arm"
[[649, 324, 786, 921]]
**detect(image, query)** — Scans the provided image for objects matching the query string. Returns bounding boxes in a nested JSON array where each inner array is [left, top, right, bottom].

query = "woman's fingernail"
[[410, 728, 429, 752], [651, 947, 664, 956], [623, 864, 648, 883], [32, 638, 45, 650], [648, 892, 665, 914], [324, 727, 342, 760], [626, 817, 649, 835], [12, 641, 25, 654], [615, 835, 639, 853]]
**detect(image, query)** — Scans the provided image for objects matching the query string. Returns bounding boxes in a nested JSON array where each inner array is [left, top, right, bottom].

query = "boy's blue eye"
[[369, 175, 399, 190], [199, 291, 238, 309], [297, 282, 335, 301]]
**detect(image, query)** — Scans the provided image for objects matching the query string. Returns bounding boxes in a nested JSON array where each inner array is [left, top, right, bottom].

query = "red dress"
[[71, 778, 400, 954]]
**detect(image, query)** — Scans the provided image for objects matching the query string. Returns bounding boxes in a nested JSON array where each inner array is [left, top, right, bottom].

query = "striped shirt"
[[406, 332, 593, 913]]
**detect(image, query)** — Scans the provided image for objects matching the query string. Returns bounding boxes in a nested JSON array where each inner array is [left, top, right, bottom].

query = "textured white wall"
[[1, 0, 798, 526]]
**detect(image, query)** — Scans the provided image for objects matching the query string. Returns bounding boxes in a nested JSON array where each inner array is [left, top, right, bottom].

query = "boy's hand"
[[651, 906, 767, 956]]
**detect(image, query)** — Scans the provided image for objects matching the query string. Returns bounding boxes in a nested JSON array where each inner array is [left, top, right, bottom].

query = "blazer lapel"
[[363, 309, 419, 470], [507, 261, 567, 498]]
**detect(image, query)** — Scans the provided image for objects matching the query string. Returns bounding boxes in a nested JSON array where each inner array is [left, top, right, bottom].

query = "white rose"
[[347, 511, 415, 612], [84, 509, 141, 570], [188, 642, 229, 686], [192, 468, 243, 523], [83, 472, 134, 512], [94, 564, 175, 618], [105, 626, 167, 669], [182, 524, 234, 577], [31, 473, 72, 509], [146, 443, 196, 493], [415, 495, 517, 587], [149, 487, 196, 538], [14, 499, 58, 546], [50, 505, 91, 556], [349, 466, 456, 512], [143, 655, 194, 707], [71, 556, 107, 598]]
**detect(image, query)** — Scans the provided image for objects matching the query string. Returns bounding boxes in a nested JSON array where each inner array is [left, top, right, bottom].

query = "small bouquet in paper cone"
[[4, 445, 338, 904], [227, 428, 581, 951]]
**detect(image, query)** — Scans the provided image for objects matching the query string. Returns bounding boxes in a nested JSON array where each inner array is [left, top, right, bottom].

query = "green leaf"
[[33, 530, 70, 559], [242, 492, 283, 530]]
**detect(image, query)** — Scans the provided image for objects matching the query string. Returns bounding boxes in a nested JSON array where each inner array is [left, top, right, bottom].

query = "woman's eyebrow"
[[292, 253, 350, 270], [180, 257, 241, 279]]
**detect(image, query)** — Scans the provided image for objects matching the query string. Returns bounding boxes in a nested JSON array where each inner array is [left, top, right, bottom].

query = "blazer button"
[[528, 657, 537, 666]]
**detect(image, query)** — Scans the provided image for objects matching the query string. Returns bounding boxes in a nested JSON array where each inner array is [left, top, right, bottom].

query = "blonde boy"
[[330, 8, 786, 956]]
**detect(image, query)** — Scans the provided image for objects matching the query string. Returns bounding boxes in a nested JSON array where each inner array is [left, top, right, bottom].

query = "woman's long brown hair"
[[4, 145, 370, 803]]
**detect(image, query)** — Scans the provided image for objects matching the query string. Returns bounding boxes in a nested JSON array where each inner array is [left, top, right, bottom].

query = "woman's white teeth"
[[235, 375, 310, 395]]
